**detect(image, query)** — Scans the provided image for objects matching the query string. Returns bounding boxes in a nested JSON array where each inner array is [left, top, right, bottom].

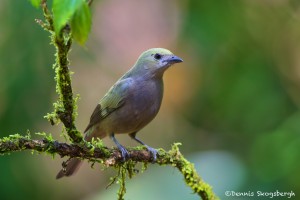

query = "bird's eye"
[[154, 53, 162, 60]]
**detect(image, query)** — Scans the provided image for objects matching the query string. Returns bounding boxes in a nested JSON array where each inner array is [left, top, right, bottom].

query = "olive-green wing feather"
[[84, 78, 133, 133]]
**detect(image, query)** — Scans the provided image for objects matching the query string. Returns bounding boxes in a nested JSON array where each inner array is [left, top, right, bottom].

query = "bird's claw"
[[118, 145, 130, 161], [146, 146, 158, 162]]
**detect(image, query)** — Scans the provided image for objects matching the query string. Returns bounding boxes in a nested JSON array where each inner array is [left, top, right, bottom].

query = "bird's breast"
[[130, 79, 163, 122], [107, 78, 164, 134]]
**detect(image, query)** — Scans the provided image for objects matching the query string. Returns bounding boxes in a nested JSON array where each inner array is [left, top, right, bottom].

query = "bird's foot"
[[145, 145, 158, 162], [110, 133, 130, 161], [117, 145, 130, 162]]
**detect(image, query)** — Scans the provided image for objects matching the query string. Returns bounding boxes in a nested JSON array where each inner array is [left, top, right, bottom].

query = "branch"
[[87, 0, 94, 7], [38, 1, 83, 144], [0, 134, 219, 200]]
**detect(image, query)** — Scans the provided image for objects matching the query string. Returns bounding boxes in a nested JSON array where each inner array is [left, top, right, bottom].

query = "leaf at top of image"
[[53, 0, 91, 44], [30, 0, 42, 8], [71, 2, 91, 45]]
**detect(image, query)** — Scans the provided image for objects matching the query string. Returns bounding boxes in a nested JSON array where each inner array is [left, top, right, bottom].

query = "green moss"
[[106, 160, 140, 200], [35, 132, 54, 142], [60, 127, 69, 142], [0, 132, 218, 199], [141, 162, 148, 172], [73, 93, 80, 121], [44, 110, 60, 125], [168, 143, 219, 200], [88, 137, 111, 158], [117, 165, 127, 200], [131, 145, 146, 151], [125, 160, 138, 179], [38, 13, 83, 144], [90, 137, 104, 149]]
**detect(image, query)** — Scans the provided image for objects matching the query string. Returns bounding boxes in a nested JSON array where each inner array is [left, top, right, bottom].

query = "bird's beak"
[[165, 55, 183, 64]]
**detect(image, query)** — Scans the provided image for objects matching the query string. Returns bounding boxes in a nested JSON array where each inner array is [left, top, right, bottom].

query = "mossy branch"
[[39, 0, 83, 144], [0, 134, 218, 200]]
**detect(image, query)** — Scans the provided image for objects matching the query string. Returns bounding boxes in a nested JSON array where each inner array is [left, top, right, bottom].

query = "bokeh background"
[[1, 0, 300, 199]]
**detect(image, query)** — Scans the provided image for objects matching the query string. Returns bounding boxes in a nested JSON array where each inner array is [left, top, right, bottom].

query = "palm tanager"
[[56, 48, 183, 179]]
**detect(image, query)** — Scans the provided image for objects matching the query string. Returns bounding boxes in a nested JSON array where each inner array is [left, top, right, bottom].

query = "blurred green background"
[[1, 0, 300, 199]]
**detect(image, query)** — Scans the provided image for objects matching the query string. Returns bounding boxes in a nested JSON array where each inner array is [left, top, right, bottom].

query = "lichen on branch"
[[0, 134, 218, 200], [38, 0, 83, 144]]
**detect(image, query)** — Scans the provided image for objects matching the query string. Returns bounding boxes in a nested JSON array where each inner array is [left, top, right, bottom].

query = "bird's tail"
[[56, 158, 82, 179], [56, 127, 106, 179]]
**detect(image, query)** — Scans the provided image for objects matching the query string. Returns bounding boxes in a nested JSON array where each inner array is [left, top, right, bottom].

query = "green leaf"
[[52, 0, 84, 34], [71, 2, 91, 45], [29, 0, 42, 8]]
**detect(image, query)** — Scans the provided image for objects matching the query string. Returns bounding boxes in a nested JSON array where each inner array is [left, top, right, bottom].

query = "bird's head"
[[133, 48, 183, 78]]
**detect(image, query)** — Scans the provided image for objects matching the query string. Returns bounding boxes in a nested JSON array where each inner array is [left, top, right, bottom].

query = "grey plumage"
[[56, 48, 183, 179]]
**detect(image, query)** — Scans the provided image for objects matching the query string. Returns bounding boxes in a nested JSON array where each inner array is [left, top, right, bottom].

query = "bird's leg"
[[129, 132, 158, 161], [110, 133, 129, 161]]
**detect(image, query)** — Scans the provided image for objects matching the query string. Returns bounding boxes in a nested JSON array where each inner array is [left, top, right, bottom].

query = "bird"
[[56, 48, 183, 179]]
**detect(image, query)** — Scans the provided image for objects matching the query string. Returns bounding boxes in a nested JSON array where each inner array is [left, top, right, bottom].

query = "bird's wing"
[[84, 78, 133, 133]]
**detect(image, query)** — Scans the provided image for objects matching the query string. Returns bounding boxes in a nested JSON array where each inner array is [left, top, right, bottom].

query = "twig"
[[88, 0, 94, 7], [38, 1, 83, 144]]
